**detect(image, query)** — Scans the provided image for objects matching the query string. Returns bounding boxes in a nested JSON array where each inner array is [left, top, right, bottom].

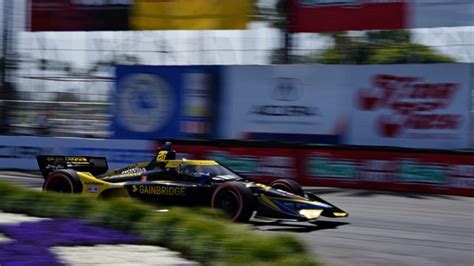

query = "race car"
[[37, 146, 348, 222]]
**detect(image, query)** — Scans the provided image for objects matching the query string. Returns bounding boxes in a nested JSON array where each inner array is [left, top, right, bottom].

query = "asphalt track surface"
[[1, 171, 473, 266]]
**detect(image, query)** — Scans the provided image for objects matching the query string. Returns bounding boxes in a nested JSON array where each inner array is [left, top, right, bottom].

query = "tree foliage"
[[315, 31, 455, 64], [270, 0, 456, 64]]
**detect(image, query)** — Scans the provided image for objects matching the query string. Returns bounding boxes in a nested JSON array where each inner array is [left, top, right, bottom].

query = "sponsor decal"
[[258, 156, 295, 178], [183, 73, 212, 117], [356, 74, 461, 138], [249, 78, 321, 119], [450, 164, 474, 178], [398, 160, 447, 184], [207, 152, 295, 178], [108, 172, 141, 179], [360, 160, 397, 182], [121, 167, 146, 175], [181, 72, 216, 137], [207, 152, 258, 175], [449, 177, 474, 189], [65, 157, 88, 162], [45, 164, 64, 171], [87, 186, 99, 193], [135, 185, 186, 196], [64, 157, 90, 165], [307, 156, 357, 179], [272, 78, 303, 102]]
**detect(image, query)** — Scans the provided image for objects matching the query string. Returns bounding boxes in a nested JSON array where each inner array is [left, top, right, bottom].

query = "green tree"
[[315, 30, 455, 64], [269, 0, 455, 64], [269, 0, 292, 64]]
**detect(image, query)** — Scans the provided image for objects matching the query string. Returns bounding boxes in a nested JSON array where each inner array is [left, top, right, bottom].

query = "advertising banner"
[[299, 148, 474, 196], [29, 0, 130, 31], [29, 0, 250, 31], [171, 141, 474, 196], [130, 0, 251, 30], [290, 0, 474, 33], [219, 65, 352, 143], [347, 64, 471, 149], [412, 0, 474, 28], [0, 136, 154, 170], [113, 65, 220, 140], [290, 0, 408, 33]]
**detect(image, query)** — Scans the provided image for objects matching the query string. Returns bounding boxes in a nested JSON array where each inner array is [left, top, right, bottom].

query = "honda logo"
[[272, 78, 303, 102]]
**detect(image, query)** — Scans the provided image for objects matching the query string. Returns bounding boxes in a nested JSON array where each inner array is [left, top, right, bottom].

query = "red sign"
[[356, 74, 461, 138], [29, 0, 130, 31], [290, 0, 408, 33], [347, 64, 471, 149]]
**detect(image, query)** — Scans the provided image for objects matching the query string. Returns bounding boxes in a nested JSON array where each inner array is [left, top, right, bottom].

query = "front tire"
[[43, 170, 82, 194], [211, 182, 255, 222], [270, 179, 305, 197]]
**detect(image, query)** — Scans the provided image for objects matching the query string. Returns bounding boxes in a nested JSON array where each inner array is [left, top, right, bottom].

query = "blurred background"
[[0, 0, 472, 194], [0, 0, 472, 138]]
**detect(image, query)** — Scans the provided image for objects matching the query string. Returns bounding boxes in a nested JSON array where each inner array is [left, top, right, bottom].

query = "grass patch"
[[0, 182, 320, 265]]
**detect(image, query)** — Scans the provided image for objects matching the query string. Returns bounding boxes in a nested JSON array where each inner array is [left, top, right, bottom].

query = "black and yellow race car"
[[37, 146, 348, 222]]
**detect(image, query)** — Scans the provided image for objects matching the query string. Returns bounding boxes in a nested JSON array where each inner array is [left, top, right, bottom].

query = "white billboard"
[[219, 65, 353, 142], [347, 64, 472, 149], [412, 0, 474, 28]]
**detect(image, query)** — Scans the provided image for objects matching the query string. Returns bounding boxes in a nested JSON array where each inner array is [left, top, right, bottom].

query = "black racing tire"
[[270, 179, 305, 197], [211, 182, 256, 222], [43, 170, 83, 194]]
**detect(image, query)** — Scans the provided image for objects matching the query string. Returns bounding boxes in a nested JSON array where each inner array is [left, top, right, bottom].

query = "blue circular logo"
[[118, 73, 174, 133]]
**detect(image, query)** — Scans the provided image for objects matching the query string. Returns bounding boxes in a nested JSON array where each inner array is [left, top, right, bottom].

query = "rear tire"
[[43, 170, 82, 194], [270, 179, 305, 197], [211, 182, 255, 222]]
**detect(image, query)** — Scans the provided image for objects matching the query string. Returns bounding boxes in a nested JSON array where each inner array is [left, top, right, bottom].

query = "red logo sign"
[[356, 74, 461, 137], [290, 0, 407, 33]]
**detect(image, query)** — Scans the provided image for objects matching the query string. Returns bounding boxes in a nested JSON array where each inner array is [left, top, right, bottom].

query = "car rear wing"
[[36, 155, 108, 179]]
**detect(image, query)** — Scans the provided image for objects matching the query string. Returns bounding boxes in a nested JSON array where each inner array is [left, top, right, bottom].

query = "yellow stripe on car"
[[165, 160, 219, 168], [259, 194, 280, 210]]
